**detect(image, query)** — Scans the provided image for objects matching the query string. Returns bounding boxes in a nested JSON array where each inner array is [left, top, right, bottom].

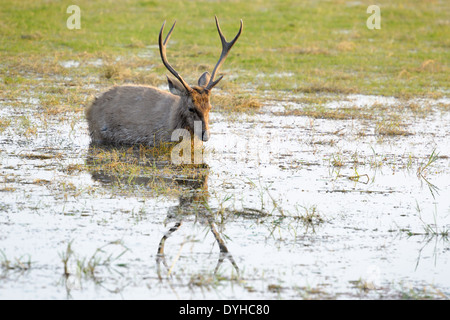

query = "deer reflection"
[[86, 144, 239, 278], [156, 173, 239, 279]]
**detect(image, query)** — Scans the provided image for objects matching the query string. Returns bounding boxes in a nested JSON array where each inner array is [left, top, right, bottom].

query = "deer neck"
[[169, 96, 190, 133]]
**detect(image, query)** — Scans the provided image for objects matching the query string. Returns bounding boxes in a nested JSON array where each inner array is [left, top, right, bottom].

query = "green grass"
[[0, 0, 448, 99]]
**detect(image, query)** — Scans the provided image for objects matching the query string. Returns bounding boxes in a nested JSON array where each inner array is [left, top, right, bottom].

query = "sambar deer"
[[86, 16, 243, 146]]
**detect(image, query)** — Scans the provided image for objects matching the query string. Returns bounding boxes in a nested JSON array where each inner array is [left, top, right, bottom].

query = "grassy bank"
[[0, 0, 448, 100]]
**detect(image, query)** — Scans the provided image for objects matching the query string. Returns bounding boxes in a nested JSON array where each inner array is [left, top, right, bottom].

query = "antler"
[[205, 16, 243, 91], [159, 21, 192, 92]]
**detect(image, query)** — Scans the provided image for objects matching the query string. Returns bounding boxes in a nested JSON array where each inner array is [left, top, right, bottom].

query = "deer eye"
[[188, 107, 195, 113]]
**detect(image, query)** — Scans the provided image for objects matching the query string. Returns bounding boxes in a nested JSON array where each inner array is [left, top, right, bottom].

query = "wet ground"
[[0, 90, 449, 299]]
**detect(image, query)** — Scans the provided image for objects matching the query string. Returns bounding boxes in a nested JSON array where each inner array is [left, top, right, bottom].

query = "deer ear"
[[167, 76, 187, 96], [198, 72, 211, 87]]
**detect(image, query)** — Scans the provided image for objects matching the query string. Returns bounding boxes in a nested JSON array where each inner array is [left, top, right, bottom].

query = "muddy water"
[[0, 94, 449, 299]]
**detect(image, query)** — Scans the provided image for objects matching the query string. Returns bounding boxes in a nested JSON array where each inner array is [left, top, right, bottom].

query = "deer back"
[[86, 85, 179, 145]]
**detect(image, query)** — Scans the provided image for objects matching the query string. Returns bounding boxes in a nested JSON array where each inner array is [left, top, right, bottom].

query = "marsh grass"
[[324, 147, 434, 177], [0, 118, 11, 134], [0, 0, 447, 101], [331, 153, 345, 168], [39, 90, 88, 115], [416, 149, 440, 199], [0, 250, 32, 272], [396, 201, 448, 243], [20, 153, 63, 160], [212, 93, 262, 113], [85, 143, 209, 197], [274, 99, 437, 124], [275, 105, 372, 120], [414, 203, 448, 239], [352, 278, 379, 293], [59, 240, 129, 283], [417, 149, 440, 179], [293, 204, 324, 234], [375, 119, 411, 136], [222, 180, 325, 238], [185, 269, 242, 295], [398, 285, 448, 300], [16, 115, 38, 137]]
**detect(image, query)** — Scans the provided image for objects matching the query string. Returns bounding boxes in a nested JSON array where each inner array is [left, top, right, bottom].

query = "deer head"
[[159, 16, 243, 141]]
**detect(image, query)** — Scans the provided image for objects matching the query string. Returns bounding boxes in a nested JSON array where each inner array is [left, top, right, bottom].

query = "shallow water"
[[0, 93, 449, 299]]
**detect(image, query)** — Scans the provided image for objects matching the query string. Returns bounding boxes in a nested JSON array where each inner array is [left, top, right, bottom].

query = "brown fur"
[[86, 81, 212, 146], [86, 17, 242, 147]]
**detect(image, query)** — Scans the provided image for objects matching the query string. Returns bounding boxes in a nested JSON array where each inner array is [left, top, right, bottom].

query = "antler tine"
[[159, 20, 192, 92], [206, 16, 243, 90]]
